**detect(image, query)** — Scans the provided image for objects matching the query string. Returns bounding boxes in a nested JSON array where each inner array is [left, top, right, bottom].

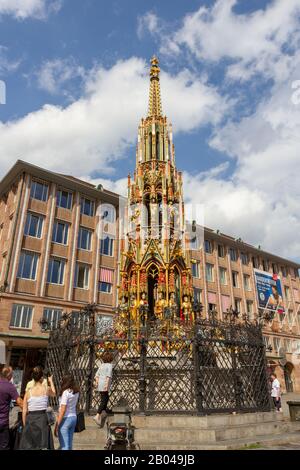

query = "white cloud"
[[137, 11, 160, 39], [82, 175, 128, 197], [36, 58, 86, 95], [0, 57, 228, 179], [0, 0, 62, 20], [182, 51, 300, 260], [159, 0, 300, 82], [0, 46, 21, 73]]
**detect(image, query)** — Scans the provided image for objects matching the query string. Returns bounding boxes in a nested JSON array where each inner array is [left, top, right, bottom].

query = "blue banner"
[[254, 269, 285, 313]]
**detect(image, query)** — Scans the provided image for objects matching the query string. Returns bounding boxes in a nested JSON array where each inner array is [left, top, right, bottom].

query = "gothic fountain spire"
[[148, 55, 162, 118]]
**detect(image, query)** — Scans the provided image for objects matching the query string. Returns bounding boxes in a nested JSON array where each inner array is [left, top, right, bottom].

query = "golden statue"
[[182, 295, 192, 324], [155, 292, 166, 320]]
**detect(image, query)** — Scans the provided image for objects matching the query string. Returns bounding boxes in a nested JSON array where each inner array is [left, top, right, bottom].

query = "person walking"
[[270, 373, 282, 412], [0, 366, 23, 450], [19, 366, 56, 450], [54, 375, 79, 450], [93, 352, 113, 427]]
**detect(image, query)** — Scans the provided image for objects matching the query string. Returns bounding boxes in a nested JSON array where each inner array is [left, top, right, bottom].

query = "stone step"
[[135, 420, 291, 444], [131, 411, 284, 430], [73, 430, 300, 451], [71, 412, 300, 450]]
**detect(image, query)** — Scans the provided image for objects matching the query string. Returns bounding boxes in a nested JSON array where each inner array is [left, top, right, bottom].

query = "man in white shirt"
[[93, 352, 113, 427], [270, 373, 282, 412]]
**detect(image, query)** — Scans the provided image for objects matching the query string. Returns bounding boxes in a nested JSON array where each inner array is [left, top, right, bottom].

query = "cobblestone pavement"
[[258, 443, 300, 450]]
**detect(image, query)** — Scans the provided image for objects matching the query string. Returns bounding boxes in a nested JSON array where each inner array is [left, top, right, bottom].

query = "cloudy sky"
[[0, 0, 300, 261]]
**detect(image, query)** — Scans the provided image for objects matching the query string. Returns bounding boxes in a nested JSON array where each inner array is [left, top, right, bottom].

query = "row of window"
[[202, 239, 299, 278], [17, 251, 113, 292], [24, 212, 114, 255], [193, 288, 254, 316], [264, 335, 300, 355], [10, 304, 113, 333], [204, 263, 251, 289], [30, 181, 116, 220]]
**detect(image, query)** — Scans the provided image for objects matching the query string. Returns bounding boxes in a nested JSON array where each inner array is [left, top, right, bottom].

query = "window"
[[241, 252, 248, 265], [284, 339, 292, 353], [235, 298, 241, 313], [208, 303, 216, 313], [42, 308, 62, 330], [96, 314, 113, 336], [80, 197, 95, 217], [75, 264, 90, 289], [70, 311, 89, 333], [24, 213, 43, 238], [229, 248, 238, 262], [284, 286, 291, 301], [262, 260, 269, 272], [99, 281, 112, 293], [0, 255, 6, 280], [100, 236, 114, 256], [78, 227, 92, 251], [205, 240, 213, 254], [190, 236, 198, 250], [100, 204, 116, 223], [193, 288, 202, 303], [263, 336, 271, 349], [219, 267, 227, 285], [191, 261, 200, 278], [218, 244, 225, 258], [252, 256, 259, 269], [10, 304, 33, 329], [293, 268, 299, 278], [30, 181, 48, 202], [232, 271, 239, 288], [52, 221, 69, 245], [243, 274, 251, 291], [274, 337, 281, 352], [287, 310, 294, 326], [47, 258, 65, 285], [205, 263, 214, 282], [17, 252, 38, 280], [281, 266, 287, 278], [56, 190, 72, 210], [246, 300, 254, 318], [272, 263, 278, 274]]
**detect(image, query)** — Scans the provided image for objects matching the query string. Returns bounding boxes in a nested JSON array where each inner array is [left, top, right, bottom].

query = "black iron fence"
[[45, 305, 271, 415]]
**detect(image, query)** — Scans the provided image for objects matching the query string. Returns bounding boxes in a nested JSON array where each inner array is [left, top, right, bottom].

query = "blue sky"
[[0, 0, 300, 260]]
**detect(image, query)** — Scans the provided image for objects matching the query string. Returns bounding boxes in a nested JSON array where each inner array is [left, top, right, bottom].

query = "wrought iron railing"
[[45, 304, 271, 415]]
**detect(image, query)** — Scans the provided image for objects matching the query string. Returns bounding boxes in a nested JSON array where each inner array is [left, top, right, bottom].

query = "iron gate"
[[45, 306, 271, 414]]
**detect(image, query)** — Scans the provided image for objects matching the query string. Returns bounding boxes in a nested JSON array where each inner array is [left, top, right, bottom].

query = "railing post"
[[231, 324, 242, 412], [139, 337, 147, 414], [85, 305, 97, 414], [193, 324, 204, 414]]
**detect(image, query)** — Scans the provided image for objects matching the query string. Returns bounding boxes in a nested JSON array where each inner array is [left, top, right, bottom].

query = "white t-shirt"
[[271, 378, 281, 398], [95, 363, 113, 392], [59, 389, 79, 417]]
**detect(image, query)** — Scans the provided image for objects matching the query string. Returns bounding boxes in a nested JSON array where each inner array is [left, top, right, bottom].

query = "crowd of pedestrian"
[[0, 365, 80, 450]]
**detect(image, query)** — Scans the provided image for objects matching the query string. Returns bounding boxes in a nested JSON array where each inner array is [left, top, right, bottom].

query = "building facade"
[[0, 57, 300, 395]]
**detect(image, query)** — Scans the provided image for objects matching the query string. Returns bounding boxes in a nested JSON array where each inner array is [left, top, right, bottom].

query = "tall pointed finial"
[[148, 55, 162, 118]]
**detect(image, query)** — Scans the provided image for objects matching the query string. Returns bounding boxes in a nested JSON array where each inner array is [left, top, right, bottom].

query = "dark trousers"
[[97, 392, 109, 414], [273, 397, 281, 411], [0, 425, 10, 450]]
